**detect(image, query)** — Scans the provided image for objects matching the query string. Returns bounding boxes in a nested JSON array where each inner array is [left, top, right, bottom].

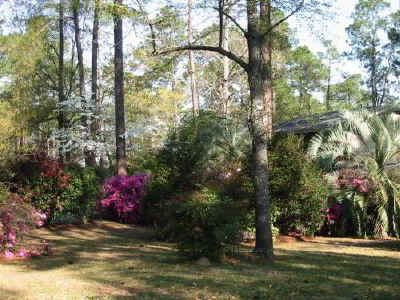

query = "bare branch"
[[135, 0, 157, 54], [148, 23, 157, 54], [262, 0, 304, 38], [218, 0, 224, 48], [157, 45, 249, 72], [212, 6, 247, 36]]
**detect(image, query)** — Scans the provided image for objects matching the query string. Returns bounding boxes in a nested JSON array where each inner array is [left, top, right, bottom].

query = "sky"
[[1, 0, 399, 84], [293, 0, 400, 81]]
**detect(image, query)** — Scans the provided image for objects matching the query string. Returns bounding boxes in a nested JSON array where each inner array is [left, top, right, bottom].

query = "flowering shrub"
[[337, 169, 373, 194], [99, 174, 150, 223], [11, 153, 72, 223], [0, 190, 47, 259], [10, 154, 101, 224], [326, 203, 344, 223]]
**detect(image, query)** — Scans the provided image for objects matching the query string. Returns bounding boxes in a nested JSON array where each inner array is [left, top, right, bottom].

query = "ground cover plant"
[[1, 221, 400, 300]]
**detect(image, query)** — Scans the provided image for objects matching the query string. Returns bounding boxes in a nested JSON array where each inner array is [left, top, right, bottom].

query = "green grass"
[[1, 221, 400, 299]]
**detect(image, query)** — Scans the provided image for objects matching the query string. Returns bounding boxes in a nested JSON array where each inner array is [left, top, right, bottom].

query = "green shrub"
[[142, 111, 249, 226], [59, 165, 101, 222], [139, 112, 253, 254], [172, 187, 245, 261], [270, 135, 329, 236]]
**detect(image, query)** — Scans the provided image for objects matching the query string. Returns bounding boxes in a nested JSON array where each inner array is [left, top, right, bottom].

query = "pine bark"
[[157, 0, 310, 259], [72, 0, 91, 165], [114, 0, 127, 175], [187, 0, 200, 116], [58, 0, 66, 163], [326, 70, 331, 110], [87, 0, 101, 167], [221, 7, 230, 116], [246, 0, 274, 259]]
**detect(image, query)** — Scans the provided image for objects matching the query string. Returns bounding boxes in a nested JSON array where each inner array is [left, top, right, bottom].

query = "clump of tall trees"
[[1, 0, 400, 258]]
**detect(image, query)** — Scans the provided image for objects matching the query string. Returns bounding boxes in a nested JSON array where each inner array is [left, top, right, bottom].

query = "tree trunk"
[[72, 0, 91, 165], [58, 0, 66, 163], [326, 66, 331, 111], [221, 15, 230, 116], [246, 0, 274, 259], [156, 0, 311, 259], [387, 185, 396, 237], [187, 0, 200, 116], [114, 0, 127, 175], [87, 0, 101, 167]]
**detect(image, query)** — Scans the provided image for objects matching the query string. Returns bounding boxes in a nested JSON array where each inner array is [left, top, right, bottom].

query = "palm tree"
[[308, 109, 400, 237]]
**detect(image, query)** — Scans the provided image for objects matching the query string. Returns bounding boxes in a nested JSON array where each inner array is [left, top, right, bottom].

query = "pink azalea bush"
[[0, 190, 47, 259], [99, 174, 150, 223], [337, 169, 372, 194], [326, 203, 344, 224]]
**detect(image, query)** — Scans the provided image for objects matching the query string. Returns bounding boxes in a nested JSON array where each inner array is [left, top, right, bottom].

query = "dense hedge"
[[269, 135, 329, 236]]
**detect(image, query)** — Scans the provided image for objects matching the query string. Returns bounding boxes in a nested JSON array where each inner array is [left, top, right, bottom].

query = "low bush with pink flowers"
[[337, 169, 373, 194], [98, 174, 150, 223], [0, 187, 48, 259], [6, 152, 104, 224]]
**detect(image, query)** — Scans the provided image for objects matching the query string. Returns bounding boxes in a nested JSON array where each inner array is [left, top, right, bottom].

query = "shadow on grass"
[[308, 238, 400, 251], [5, 222, 400, 299], [0, 287, 24, 300]]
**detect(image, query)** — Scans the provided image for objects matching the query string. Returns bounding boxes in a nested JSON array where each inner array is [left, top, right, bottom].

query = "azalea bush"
[[0, 187, 47, 259], [334, 169, 378, 237], [99, 174, 150, 223], [6, 153, 103, 224], [337, 169, 373, 194], [29, 155, 71, 223]]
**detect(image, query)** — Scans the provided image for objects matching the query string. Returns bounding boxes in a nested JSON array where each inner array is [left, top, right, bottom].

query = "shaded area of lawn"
[[1, 221, 400, 299]]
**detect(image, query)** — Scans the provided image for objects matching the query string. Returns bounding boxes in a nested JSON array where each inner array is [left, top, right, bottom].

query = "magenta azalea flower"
[[6, 232, 16, 242], [17, 248, 30, 258], [99, 174, 150, 223], [4, 250, 14, 259]]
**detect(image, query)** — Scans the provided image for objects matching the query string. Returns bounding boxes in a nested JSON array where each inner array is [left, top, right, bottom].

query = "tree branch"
[[148, 23, 157, 54], [218, 0, 224, 48], [157, 45, 249, 72], [135, 0, 157, 54], [262, 0, 304, 38], [212, 6, 247, 36]]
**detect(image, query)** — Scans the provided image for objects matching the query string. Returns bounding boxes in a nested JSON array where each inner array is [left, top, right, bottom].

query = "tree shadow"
[[0, 287, 24, 299], [3, 222, 400, 299], [308, 238, 400, 251]]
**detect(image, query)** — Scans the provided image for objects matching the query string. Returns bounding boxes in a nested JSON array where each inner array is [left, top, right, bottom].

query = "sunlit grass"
[[1, 221, 400, 299]]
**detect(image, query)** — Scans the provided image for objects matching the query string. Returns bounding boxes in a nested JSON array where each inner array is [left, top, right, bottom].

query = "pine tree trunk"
[[58, 0, 66, 163], [187, 0, 200, 116], [246, 0, 274, 259], [221, 16, 230, 116], [87, 0, 101, 167], [114, 0, 127, 175], [72, 0, 91, 165], [326, 66, 331, 111]]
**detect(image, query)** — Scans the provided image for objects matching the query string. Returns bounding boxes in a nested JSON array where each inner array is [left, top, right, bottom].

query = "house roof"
[[274, 106, 400, 134]]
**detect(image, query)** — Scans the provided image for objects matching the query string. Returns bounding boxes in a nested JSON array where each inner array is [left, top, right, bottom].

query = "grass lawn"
[[1, 221, 400, 300]]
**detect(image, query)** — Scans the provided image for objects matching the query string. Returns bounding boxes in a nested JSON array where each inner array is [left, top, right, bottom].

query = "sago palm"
[[308, 109, 400, 237]]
